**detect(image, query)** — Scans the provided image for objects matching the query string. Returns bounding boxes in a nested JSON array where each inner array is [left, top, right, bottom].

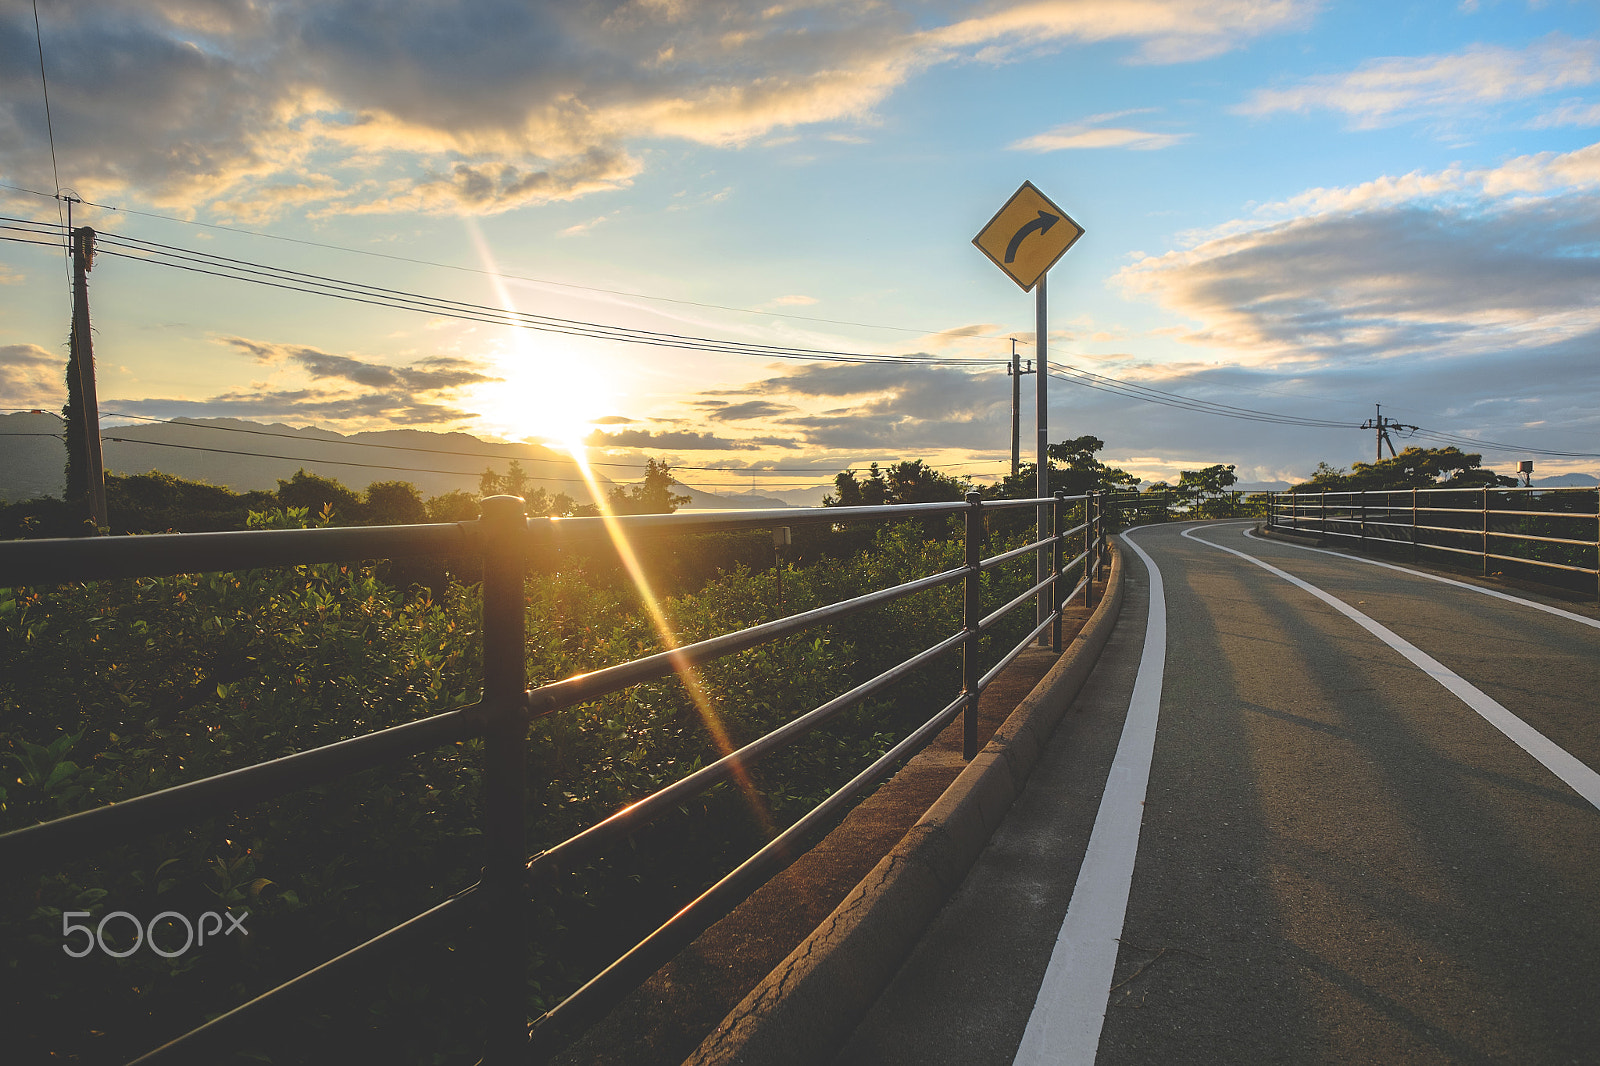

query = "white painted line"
[[1013, 526, 1167, 1066], [1242, 526, 1600, 631], [1183, 527, 1600, 812]]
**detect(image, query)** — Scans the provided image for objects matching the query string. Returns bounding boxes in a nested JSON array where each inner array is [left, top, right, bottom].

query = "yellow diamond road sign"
[[973, 181, 1083, 292]]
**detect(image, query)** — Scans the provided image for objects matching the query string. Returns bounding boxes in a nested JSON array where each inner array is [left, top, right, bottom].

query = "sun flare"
[[462, 219, 612, 450]]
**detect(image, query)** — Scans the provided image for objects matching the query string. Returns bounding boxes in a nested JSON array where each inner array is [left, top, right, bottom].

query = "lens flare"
[[564, 446, 775, 835]]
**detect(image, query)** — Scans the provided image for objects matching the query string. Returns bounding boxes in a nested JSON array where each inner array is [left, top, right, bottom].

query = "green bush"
[[1, 512, 1046, 1062]]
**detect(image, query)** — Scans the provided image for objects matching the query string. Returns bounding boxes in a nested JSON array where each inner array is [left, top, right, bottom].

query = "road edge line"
[[1184, 527, 1600, 812], [685, 543, 1128, 1066], [1011, 526, 1165, 1066], [1247, 525, 1600, 631]]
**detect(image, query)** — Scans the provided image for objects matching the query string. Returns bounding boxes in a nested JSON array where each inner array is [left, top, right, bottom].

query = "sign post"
[[973, 181, 1083, 641]]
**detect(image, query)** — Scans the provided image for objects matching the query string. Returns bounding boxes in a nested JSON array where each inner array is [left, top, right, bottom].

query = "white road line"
[[1183, 526, 1600, 812], [1013, 527, 1167, 1066], [1242, 526, 1600, 631]]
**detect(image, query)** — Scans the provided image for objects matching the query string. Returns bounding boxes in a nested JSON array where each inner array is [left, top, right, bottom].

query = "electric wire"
[[0, 184, 1036, 347], [27, 0, 70, 307]]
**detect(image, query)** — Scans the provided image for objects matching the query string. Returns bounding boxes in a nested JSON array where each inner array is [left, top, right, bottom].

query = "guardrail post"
[[1482, 486, 1490, 577], [962, 491, 982, 761], [480, 495, 530, 1062], [1052, 490, 1065, 652], [1085, 492, 1097, 609], [1359, 490, 1367, 549], [1412, 488, 1419, 563]]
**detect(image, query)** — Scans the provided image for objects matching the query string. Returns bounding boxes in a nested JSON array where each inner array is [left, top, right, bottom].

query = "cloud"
[[925, 0, 1313, 65], [1108, 143, 1600, 478], [0, 1, 1314, 220], [1011, 110, 1187, 151], [768, 294, 818, 306], [105, 390, 483, 425], [714, 361, 1013, 451], [693, 399, 795, 421], [179, 335, 500, 424], [1238, 34, 1600, 128], [1530, 100, 1600, 129], [0, 342, 64, 407], [584, 427, 774, 450]]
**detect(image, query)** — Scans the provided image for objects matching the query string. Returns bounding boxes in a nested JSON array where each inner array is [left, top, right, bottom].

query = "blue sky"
[[3, 0, 1598, 499]]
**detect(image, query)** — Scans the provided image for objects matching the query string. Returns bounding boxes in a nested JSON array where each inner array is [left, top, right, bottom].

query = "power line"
[[0, 186, 1036, 347], [1047, 361, 1356, 429], [77, 227, 1006, 367], [1406, 426, 1600, 460]]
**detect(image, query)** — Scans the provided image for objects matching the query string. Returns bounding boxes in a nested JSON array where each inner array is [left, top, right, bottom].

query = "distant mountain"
[[1235, 481, 1292, 492], [0, 414, 610, 503], [1533, 473, 1599, 488], [672, 484, 792, 510], [0, 413, 70, 502]]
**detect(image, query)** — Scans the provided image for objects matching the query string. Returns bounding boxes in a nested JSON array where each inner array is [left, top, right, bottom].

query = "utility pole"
[[1008, 339, 1034, 480], [66, 224, 107, 531], [1360, 403, 1416, 463]]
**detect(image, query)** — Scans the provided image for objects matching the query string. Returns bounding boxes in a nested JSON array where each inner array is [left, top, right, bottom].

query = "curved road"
[[837, 520, 1600, 1065]]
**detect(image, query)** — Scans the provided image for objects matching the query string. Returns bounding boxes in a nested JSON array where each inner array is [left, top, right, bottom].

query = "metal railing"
[[0, 490, 1107, 1063], [1101, 489, 1271, 525], [1267, 486, 1600, 598]]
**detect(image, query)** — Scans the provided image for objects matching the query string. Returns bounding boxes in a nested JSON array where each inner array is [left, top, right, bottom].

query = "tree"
[[1292, 446, 1514, 492], [478, 460, 531, 498], [1177, 463, 1238, 511], [363, 481, 427, 525], [425, 490, 480, 523], [825, 460, 968, 507], [994, 435, 1139, 499], [275, 470, 363, 521], [607, 458, 690, 515]]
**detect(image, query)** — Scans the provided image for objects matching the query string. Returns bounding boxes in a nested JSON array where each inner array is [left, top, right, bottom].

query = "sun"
[[466, 336, 612, 450], [462, 219, 613, 449]]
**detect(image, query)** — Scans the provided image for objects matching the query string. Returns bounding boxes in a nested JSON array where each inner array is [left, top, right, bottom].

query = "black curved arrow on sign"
[[1004, 210, 1060, 263]]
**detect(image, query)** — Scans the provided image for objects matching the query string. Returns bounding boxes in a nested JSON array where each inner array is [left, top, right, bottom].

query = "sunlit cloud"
[[0, 343, 65, 407], [1238, 34, 1600, 128]]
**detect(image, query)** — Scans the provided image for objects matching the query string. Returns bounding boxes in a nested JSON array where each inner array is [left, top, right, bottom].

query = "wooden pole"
[[70, 226, 107, 532]]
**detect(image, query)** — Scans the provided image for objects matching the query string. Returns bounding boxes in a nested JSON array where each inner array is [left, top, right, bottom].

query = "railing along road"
[[0, 490, 1107, 1063], [1268, 486, 1600, 599]]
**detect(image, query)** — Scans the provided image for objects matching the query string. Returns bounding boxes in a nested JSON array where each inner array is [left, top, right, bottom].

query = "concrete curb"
[[685, 543, 1127, 1066]]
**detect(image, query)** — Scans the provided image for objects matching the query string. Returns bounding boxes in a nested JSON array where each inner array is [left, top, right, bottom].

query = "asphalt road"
[[836, 520, 1600, 1065]]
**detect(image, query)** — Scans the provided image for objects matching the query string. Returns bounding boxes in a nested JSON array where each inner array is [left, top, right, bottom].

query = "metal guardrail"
[[1267, 486, 1600, 598], [0, 489, 1107, 1063]]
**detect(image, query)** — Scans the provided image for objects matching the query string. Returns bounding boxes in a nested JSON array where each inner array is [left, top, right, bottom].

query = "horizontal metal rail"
[[976, 611, 1059, 693], [525, 565, 967, 719], [0, 521, 480, 587], [979, 536, 1052, 572], [979, 569, 1058, 632], [526, 629, 969, 884], [529, 690, 969, 1050], [0, 702, 484, 863], [1485, 552, 1598, 575], [129, 886, 480, 1065]]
